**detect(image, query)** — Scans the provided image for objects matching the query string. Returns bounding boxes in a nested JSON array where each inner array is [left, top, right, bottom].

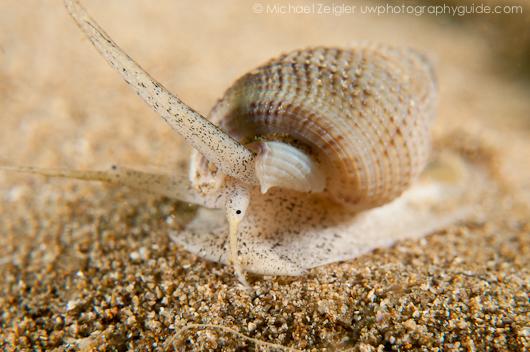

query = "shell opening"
[[254, 141, 326, 194]]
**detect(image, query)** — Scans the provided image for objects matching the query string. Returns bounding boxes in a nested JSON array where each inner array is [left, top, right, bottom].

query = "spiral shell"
[[192, 44, 437, 210]]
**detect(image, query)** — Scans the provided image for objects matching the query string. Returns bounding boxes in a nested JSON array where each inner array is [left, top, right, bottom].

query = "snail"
[[1, 0, 474, 286]]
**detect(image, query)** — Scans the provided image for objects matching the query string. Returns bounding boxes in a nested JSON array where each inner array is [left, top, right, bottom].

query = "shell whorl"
[[193, 44, 437, 210]]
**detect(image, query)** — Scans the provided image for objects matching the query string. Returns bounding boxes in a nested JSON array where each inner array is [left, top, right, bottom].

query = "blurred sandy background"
[[0, 0, 528, 350]]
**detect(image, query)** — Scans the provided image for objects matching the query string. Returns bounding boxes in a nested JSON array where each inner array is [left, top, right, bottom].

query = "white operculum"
[[254, 141, 326, 194]]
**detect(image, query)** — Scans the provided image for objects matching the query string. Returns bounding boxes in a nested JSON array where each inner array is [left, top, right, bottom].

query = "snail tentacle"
[[64, 0, 257, 184], [0, 165, 222, 208], [224, 180, 251, 286]]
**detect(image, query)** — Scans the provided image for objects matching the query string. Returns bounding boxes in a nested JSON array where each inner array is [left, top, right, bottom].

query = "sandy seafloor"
[[0, 0, 529, 350]]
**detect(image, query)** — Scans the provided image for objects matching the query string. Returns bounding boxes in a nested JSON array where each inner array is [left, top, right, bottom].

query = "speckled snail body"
[[2, 0, 471, 286]]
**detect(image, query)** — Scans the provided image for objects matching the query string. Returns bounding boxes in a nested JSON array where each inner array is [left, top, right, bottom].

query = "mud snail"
[[1, 0, 476, 286]]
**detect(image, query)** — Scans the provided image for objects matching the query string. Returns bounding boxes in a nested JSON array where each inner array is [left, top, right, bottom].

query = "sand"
[[0, 0, 528, 350]]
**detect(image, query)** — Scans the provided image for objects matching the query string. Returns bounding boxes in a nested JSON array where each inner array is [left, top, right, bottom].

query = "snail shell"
[[191, 45, 437, 211]]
